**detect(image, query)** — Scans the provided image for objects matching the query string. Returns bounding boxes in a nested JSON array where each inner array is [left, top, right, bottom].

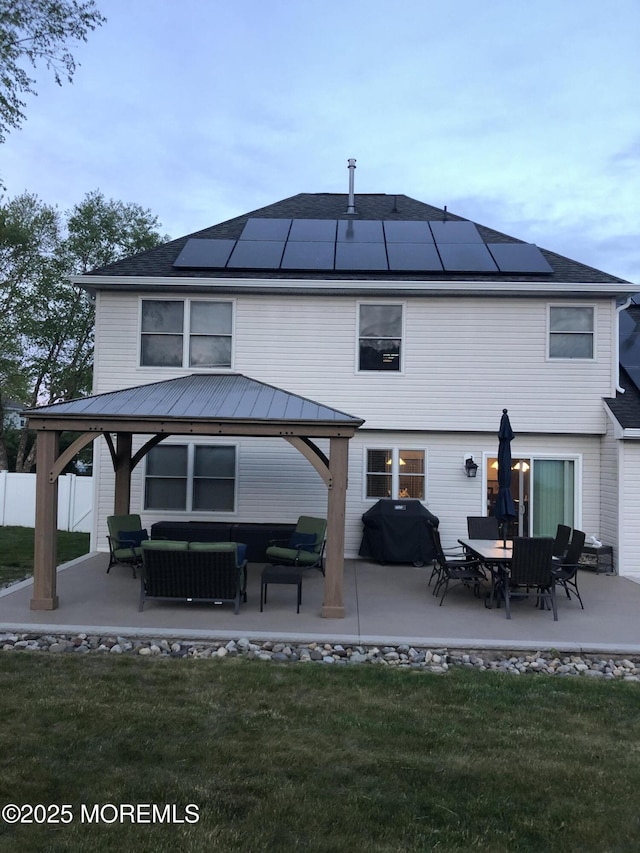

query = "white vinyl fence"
[[0, 471, 93, 533]]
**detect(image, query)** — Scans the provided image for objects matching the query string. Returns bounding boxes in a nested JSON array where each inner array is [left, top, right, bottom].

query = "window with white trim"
[[358, 303, 403, 371], [548, 306, 594, 359], [144, 443, 236, 512], [365, 448, 425, 500], [140, 299, 233, 368]]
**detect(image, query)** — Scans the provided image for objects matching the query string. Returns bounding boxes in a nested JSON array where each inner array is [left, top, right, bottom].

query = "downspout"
[[615, 296, 633, 393]]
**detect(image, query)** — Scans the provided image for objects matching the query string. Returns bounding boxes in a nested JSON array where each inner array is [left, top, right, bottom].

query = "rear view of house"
[[25, 180, 637, 611]]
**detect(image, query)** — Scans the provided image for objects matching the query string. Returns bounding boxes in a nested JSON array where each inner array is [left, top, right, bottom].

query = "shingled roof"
[[604, 367, 640, 430], [81, 193, 630, 286]]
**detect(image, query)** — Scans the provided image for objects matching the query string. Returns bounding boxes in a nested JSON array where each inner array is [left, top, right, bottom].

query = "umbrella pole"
[[502, 522, 508, 549]]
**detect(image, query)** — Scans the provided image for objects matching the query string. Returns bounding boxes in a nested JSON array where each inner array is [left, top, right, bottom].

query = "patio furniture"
[[467, 516, 500, 539], [431, 527, 486, 606], [106, 514, 148, 578], [552, 524, 572, 560], [552, 529, 586, 609], [265, 516, 327, 573], [505, 537, 557, 620], [260, 564, 304, 613], [359, 499, 439, 566], [458, 537, 512, 608], [139, 540, 247, 613], [150, 520, 296, 562]]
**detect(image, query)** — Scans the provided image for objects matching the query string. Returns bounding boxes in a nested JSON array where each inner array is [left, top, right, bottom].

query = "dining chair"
[[552, 524, 572, 560], [504, 537, 557, 620], [430, 527, 486, 606], [552, 529, 586, 609], [467, 516, 500, 539]]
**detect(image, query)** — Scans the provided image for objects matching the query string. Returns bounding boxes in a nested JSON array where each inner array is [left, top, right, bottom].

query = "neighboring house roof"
[[604, 367, 640, 430], [78, 193, 630, 289], [23, 373, 364, 428]]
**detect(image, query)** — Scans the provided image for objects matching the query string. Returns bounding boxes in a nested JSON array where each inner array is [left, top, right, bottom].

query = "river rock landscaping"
[[1, 632, 639, 680]]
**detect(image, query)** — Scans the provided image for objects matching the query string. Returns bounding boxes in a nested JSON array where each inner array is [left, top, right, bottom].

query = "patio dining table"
[[458, 538, 513, 608]]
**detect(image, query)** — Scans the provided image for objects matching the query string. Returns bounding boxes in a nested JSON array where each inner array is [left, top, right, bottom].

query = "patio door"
[[487, 457, 576, 537]]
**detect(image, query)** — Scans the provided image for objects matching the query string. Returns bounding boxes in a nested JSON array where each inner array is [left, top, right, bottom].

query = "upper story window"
[[358, 303, 403, 371], [144, 443, 236, 512], [548, 306, 594, 359], [365, 448, 426, 500], [140, 299, 233, 368]]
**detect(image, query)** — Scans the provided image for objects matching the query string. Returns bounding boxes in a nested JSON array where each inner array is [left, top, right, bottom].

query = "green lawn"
[[0, 526, 90, 587], [0, 654, 638, 852]]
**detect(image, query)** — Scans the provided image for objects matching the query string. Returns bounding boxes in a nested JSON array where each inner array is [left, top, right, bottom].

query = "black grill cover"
[[358, 499, 439, 564]]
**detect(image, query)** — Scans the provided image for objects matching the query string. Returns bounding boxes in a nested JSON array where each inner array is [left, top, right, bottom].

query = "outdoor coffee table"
[[260, 564, 303, 613]]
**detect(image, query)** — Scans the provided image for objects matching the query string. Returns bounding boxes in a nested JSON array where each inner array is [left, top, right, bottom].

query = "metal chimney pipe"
[[346, 158, 356, 214]]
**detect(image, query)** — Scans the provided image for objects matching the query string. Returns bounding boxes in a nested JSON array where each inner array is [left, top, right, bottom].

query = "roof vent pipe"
[[346, 158, 357, 214]]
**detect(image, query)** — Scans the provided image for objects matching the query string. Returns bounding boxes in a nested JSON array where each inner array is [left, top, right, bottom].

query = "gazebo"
[[24, 373, 364, 618]]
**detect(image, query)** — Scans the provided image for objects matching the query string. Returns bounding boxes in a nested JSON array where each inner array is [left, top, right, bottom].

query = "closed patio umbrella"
[[494, 409, 516, 548]]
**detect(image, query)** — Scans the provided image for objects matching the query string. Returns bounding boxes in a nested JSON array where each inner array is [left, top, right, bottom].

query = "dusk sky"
[[2, 0, 639, 282]]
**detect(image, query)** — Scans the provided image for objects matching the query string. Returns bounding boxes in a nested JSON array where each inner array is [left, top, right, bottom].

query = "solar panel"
[[438, 243, 499, 272], [386, 243, 443, 271], [335, 242, 388, 270], [239, 218, 292, 241], [383, 221, 434, 243], [429, 220, 483, 243], [337, 220, 385, 242], [227, 240, 286, 269], [281, 241, 335, 270], [173, 238, 236, 268], [288, 219, 337, 242], [486, 243, 553, 274]]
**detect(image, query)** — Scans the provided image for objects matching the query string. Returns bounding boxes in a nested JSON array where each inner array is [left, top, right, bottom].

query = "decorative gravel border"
[[1, 632, 640, 680]]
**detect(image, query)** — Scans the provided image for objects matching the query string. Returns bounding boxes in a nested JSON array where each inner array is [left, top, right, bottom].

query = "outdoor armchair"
[[552, 529, 586, 609], [265, 515, 327, 573], [106, 514, 148, 578]]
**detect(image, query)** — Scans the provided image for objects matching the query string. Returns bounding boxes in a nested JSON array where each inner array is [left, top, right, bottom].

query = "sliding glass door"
[[487, 456, 576, 537], [531, 459, 575, 537]]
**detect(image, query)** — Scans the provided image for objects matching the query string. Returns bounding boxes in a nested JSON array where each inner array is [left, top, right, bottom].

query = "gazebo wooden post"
[[322, 435, 349, 618], [113, 432, 133, 515], [31, 430, 60, 610]]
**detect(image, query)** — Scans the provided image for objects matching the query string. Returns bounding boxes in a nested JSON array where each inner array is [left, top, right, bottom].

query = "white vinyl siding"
[[90, 289, 615, 558], [95, 292, 614, 435]]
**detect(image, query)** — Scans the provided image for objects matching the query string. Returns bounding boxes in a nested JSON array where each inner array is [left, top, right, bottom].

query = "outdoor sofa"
[[139, 540, 248, 614]]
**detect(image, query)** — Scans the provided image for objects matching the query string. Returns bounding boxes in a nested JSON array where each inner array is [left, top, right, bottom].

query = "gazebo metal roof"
[[25, 373, 364, 433]]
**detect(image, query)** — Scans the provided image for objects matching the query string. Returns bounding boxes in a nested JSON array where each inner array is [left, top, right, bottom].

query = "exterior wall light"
[[465, 456, 479, 478]]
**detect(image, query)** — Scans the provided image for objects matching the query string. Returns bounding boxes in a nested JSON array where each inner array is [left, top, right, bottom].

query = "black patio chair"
[[505, 537, 557, 620], [552, 528, 586, 609], [430, 527, 486, 606], [552, 524, 572, 560], [467, 516, 500, 539]]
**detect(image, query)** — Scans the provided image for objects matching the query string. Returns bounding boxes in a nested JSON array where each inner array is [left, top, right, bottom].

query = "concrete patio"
[[1, 552, 639, 655]]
